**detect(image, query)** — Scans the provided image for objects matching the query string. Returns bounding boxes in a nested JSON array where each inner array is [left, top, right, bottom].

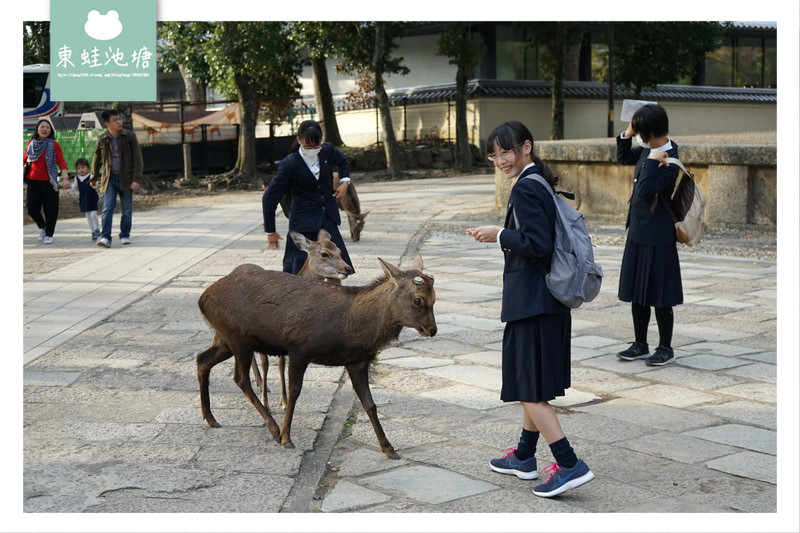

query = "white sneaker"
[[97, 237, 111, 248], [120, 237, 131, 245], [38, 229, 46, 241], [42, 236, 53, 245]]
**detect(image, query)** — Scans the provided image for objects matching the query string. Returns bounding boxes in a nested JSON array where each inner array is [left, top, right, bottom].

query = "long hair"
[[486, 120, 558, 186], [31, 119, 55, 140]]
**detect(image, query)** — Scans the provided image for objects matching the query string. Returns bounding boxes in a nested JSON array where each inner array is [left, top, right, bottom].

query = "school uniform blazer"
[[498, 165, 569, 323], [262, 142, 348, 234], [616, 135, 680, 246]]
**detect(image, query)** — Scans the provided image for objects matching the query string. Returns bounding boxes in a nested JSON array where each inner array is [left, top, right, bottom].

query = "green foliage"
[[613, 22, 728, 95], [157, 22, 213, 83], [23, 22, 50, 64], [334, 22, 411, 78], [204, 22, 304, 122], [519, 21, 587, 81], [287, 21, 351, 60], [437, 22, 485, 72]]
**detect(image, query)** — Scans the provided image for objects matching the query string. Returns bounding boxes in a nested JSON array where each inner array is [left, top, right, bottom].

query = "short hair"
[[75, 157, 90, 168], [101, 109, 121, 123], [631, 104, 669, 142]]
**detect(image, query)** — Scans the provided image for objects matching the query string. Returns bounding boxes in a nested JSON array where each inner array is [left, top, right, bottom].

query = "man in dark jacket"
[[91, 109, 143, 248]]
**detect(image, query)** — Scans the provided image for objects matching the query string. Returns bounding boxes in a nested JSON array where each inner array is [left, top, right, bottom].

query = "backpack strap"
[[648, 157, 690, 220]]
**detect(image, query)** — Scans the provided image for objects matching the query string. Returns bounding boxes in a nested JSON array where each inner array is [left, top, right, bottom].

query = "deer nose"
[[345, 265, 355, 275]]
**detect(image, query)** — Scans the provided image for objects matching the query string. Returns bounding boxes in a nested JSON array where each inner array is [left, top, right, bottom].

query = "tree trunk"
[[234, 73, 258, 178], [454, 64, 472, 172], [312, 57, 344, 146], [372, 23, 400, 176], [550, 23, 566, 140], [178, 63, 204, 180]]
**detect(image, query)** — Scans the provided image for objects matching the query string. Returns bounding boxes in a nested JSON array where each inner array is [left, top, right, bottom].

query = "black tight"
[[631, 303, 673, 349]]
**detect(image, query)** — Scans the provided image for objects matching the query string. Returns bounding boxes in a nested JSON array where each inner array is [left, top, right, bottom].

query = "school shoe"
[[97, 237, 111, 248], [617, 341, 649, 361], [120, 237, 131, 245], [532, 460, 595, 498], [92, 229, 100, 241], [38, 229, 46, 241], [646, 346, 675, 366], [489, 448, 539, 480], [42, 236, 53, 245]]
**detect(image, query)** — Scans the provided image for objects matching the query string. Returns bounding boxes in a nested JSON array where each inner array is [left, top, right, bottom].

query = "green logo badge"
[[50, 0, 156, 101]]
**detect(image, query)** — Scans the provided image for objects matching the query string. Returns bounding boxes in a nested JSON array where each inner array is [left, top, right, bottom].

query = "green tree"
[[613, 22, 727, 98], [23, 22, 50, 64], [287, 22, 349, 146], [158, 22, 213, 105], [205, 22, 304, 179], [337, 22, 410, 177], [438, 22, 485, 171], [522, 22, 587, 140]]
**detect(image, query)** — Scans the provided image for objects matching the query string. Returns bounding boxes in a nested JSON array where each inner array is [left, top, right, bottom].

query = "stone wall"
[[344, 144, 481, 172], [494, 132, 777, 227]]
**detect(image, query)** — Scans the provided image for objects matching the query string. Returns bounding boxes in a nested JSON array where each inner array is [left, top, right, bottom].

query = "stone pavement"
[[16, 174, 792, 532]]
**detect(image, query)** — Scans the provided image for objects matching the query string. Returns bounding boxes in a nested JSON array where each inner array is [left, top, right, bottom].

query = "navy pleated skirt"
[[501, 312, 571, 403], [618, 239, 683, 307]]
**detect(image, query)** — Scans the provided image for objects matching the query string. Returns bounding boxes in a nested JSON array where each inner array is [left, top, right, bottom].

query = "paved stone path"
[[17, 175, 791, 532]]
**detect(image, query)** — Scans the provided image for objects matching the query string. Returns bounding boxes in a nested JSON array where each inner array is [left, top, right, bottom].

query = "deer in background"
[[196, 256, 436, 459], [250, 229, 353, 412]]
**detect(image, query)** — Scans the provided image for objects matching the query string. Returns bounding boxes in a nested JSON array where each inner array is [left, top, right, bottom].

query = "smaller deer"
[[334, 178, 368, 242], [251, 229, 352, 411]]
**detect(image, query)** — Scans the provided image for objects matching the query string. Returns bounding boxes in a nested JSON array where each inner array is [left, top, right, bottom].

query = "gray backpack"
[[522, 174, 604, 309]]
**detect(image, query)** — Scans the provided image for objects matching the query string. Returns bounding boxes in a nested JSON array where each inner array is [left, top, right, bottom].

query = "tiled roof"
[[335, 79, 776, 110]]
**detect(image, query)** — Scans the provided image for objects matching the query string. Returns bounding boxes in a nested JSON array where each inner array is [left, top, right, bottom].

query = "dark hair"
[[101, 109, 121, 123], [75, 157, 90, 168], [486, 120, 558, 186], [290, 120, 323, 152], [631, 104, 669, 142], [31, 119, 55, 140]]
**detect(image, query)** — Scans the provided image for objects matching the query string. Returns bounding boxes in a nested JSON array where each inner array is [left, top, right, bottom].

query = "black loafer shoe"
[[646, 346, 675, 366], [617, 341, 650, 361]]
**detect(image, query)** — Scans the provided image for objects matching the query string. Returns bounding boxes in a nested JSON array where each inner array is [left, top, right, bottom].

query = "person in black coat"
[[466, 121, 594, 498], [616, 104, 683, 366], [262, 120, 354, 276]]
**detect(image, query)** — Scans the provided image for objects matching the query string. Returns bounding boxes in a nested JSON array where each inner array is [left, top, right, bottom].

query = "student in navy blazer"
[[467, 121, 594, 498], [262, 120, 354, 276], [615, 104, 683, 367]]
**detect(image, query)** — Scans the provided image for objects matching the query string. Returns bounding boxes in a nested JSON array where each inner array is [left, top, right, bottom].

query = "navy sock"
[[514, 429, 539, 460], [549, 437, 578, 469]]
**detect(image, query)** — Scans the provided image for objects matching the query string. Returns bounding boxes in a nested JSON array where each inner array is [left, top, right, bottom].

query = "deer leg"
[[346, 360, 399, 459], [231, 346, 281, 443], [259, 353, 270, 410], [279, 357, 309, 449], [196, 337, 234, 428], [251, 356, 263, 395], [278, 355, 288, 410]]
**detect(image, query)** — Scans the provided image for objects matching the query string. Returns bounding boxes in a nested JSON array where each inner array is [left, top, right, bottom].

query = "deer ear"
[[290, 231, 311, 251], [410, 255, 424, 271], [316, 228, 331, 241], [378, 257, 402, 280]]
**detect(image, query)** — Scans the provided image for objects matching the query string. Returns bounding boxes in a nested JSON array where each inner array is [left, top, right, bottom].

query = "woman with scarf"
[[24, 119, 69, 244]]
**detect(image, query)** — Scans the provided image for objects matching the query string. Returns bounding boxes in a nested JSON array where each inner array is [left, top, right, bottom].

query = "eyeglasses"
[[487, 142, 523, 163]]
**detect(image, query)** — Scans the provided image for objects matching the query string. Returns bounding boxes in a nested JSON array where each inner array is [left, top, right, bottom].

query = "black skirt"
[[501, 313, 571, 403], [618, 239, 683, 307]]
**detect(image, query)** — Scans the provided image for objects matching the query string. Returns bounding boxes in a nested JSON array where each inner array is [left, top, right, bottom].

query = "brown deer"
[[196, 256, 436, 459], [336, 182, 368, 242], [250, 229, 352, 411]]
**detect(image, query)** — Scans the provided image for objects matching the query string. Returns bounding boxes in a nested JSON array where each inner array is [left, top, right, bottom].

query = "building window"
[[705, 34, 776, 88]]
